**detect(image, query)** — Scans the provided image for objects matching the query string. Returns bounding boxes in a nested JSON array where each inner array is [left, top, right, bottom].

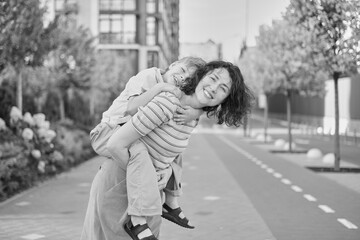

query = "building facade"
[[47, 0, 180, 72]]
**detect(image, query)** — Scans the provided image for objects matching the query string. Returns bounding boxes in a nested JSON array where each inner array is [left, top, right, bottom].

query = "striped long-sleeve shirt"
[[131, 92, 198, 170]]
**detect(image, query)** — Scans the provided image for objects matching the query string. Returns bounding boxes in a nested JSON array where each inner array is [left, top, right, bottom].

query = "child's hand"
[[157, 167, 172, 190], [158, 83, 177, 93], [157, 83, 182, 98], [174, 106, 203, 125]]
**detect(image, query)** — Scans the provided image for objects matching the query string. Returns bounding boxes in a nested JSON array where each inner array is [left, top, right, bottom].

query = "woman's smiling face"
[[195, 67, 232, 107]]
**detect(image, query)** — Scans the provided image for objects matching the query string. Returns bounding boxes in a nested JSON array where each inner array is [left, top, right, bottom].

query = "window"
[[55, 0, 77, 11], [99, 14, 136, 44], [55, 0, 64, 11], [99, 0, 136, 11], [146, 17, 156, 46], [146, 0, 156, 13], [147, 51, 159, 68]]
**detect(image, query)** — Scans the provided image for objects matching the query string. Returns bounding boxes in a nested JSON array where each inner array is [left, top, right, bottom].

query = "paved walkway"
[[0, 132, 276, 240], [0, 157, 103, 240], [0, 129, 359, 240]]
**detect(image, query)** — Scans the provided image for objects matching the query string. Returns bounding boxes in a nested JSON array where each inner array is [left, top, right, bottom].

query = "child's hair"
[[177, 56, 206, 70], [181, 61, 254, 127]]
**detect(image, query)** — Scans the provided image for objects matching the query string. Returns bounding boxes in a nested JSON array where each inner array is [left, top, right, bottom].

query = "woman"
[[81, 61, 253, 240]]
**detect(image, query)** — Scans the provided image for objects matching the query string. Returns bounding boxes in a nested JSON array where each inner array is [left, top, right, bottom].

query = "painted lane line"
[[260, 164, 268, 169], [273, 172, 282, 178], [291, 185, 303, 192], [15, 201, 30, 206], [21, 234, 45, 240], [217, 136, 247, 156], [281, 178, 292, 185], [337, 218, 358, 229], [203, 196, 220, 201], [303, 194, 317, 202], [217, 136, 277, 176], [266, 168, 274, 173], [318, 205, 335, 213]]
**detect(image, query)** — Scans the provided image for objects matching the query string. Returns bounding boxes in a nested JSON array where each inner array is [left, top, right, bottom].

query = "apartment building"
[[48, 0, 180, 73]]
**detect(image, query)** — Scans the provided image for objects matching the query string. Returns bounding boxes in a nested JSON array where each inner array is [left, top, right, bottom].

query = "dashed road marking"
[[15, 201, 30, 206], [291, 185, 303, 192], [203, 196, 220, 201], [21, 234, 45, 240], [303, 194, 317, 202], [337, 218, 358, 229], [217, 135, 358, 231], [273, 173, 282, 178], [281, 179, 291, 185], [77, 183, 90, 187], [318, 205, 335, 213]]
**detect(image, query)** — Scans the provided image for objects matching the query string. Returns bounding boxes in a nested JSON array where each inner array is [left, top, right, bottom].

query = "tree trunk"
[[286, 90, 292, 152], [243, 115, 248, 137], [89, 88, 95, 117], [57, 90, 66, 121], [333, 72, 340, 171], [35, 98, 42, 113], [264, 94, 269, 143], [16, 69, 23, 112]]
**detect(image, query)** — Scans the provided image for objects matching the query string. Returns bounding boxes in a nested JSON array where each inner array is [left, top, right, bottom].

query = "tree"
[[22, 66, 54, 113], [238, 46, 270, 139], [89, 50, 134, 121], [0, 0, 53, 112], [286, 0, 360, 169], [45, 12, 95, 120], [257, 20, 326, 152]]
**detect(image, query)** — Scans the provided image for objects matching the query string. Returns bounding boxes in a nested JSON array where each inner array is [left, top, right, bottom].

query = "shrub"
[[0, 107, 94, 201]]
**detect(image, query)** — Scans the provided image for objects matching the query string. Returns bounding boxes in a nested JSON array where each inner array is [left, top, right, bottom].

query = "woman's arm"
[[106, 120, 142, 168]]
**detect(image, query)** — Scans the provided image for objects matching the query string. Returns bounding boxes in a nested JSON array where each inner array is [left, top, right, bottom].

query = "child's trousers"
[[89, 121, 183, 215]]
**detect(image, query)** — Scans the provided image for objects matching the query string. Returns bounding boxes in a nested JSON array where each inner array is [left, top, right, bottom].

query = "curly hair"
[[181, 61, 254, 127]]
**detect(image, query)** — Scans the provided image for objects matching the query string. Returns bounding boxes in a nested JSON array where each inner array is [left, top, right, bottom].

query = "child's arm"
[[126, 83, 181, 116], [173, 106, 204, 125]]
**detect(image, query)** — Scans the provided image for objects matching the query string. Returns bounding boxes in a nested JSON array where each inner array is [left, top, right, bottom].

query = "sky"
[[179, 0, 290, 61]]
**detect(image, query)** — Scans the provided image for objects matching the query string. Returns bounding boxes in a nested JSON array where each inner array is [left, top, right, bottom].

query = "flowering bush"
[[0, 107, 80, 201], [0, 118, 6, 131]]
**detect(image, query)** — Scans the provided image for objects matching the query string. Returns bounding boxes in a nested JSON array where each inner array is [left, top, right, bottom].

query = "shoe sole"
[[161, 212, 195, 229]]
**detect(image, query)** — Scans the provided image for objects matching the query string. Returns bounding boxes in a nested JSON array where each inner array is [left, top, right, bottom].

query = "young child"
[[90, 57, 205, 238]]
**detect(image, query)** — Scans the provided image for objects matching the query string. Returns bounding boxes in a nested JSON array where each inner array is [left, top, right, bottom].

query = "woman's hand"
[[157, 166, 172, 190], [174, 106, 203, 125]]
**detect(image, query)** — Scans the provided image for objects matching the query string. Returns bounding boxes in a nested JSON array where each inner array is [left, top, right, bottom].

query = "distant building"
[[180, 39, 222, 62], [46, 0, 180, 73]]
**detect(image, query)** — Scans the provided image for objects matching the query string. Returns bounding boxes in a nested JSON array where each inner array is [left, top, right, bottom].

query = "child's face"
[[163, 62, 196, 86]]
